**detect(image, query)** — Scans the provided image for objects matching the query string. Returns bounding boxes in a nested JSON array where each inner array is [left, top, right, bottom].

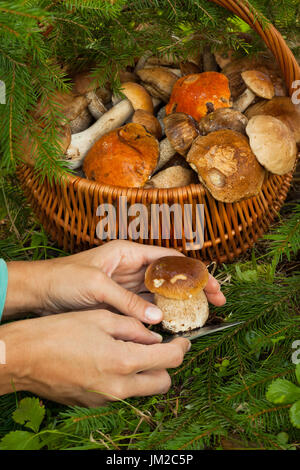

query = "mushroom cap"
[[73, 71, 99, 95], [223, 54, 287, 100], [163, 112, 199, 156], [198, 108, 248, 135], [33, 91, 89, 123], [145, 256, 209, 300], [165, 72, 231, 121], [21, 124, 71, 167], [83, 123, 159, 188], [246, 115, 297, 175], [155, 290, 209, 333], [241, 70, 275, 99], [245, 97, 300, 144], [186, 129, 265, 203], [132, 109, 162, 139], [120, 82, 153, 113], [136, 66, 179, 102]]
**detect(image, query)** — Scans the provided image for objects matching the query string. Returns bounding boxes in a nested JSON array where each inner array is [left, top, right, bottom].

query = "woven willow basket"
[[17, 0, 300, 263]]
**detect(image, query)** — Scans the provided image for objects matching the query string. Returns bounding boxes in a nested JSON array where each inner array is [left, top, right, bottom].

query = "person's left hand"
[[4, 241, 226, 324]]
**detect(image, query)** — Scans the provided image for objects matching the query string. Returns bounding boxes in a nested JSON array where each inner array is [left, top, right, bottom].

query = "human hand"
[[3, 241, 226, 322], [0, 310, 190, 406]]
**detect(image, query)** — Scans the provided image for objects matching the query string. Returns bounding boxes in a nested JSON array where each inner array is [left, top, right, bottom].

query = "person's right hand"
[[1, 310, 190, 407]]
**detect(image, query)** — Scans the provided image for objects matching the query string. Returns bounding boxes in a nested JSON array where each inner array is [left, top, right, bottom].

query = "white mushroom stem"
[[135, 50, 153, 72], [233, 88, 256, 113], [86, 90, 107, 119], [156, 138, 176, 172], [65, 99, 134, 169]]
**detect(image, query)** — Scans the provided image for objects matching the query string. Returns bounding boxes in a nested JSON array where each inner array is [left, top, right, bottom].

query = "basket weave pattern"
[[17, 0, 300, 263]]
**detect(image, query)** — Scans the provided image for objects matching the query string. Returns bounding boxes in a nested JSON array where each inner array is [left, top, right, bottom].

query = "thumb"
[[95, 272, 163, 324]]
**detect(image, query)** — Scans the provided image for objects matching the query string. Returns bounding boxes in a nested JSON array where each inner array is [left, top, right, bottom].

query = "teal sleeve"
[[0, 259, 8, 323]]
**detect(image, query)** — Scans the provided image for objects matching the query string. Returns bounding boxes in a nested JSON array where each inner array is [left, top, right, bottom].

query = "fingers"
[[116, 337, 191, 374], [99, 311, 163, 344], [204, 274, 226, 306], [93, 271, 163, 324], [129, 369, 172, 397]]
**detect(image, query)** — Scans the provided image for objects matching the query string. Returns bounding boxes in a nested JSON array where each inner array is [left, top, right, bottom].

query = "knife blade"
[[162, 321, 244, 343]]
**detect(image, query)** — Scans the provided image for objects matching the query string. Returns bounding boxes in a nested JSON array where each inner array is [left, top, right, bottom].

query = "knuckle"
[[124, 290, 140, 313], [119, 355, 136, 375]]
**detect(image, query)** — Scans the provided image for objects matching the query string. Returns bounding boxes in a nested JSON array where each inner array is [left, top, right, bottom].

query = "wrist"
[[3, 260, 53, 319]]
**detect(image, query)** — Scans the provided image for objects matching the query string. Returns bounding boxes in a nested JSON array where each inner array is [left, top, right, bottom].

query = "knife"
[[162, 321, 244, 343]]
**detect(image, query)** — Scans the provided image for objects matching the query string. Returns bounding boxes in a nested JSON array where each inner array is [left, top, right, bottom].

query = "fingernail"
[[220, 292, 226, 304], [145, 306, 163, 323], [150, 331, 163, 342]]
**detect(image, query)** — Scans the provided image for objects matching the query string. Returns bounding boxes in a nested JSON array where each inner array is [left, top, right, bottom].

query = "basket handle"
[[209, 0, 300, 97]]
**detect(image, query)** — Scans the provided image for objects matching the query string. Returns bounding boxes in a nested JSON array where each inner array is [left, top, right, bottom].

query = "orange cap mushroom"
[[83, 123, 159, 188], [166, 72, 231, 121]]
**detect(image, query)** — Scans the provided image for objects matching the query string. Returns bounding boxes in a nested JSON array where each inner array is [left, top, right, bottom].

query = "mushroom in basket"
[[165, 72, 231, 121], [145, 256, 209, 334]]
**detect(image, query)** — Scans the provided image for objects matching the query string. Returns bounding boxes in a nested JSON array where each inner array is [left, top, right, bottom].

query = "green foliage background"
[[0, 0, 299, 451]]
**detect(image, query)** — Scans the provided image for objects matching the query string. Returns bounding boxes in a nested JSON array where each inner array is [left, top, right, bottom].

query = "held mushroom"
[[245, 97, 300, 144], [233, 70, 275, 113], [166, 72, 231, 121], [83, 123, 159, 188], [163, 112, 199, 155], [136, 67, 179, 102], [246, 115, 297, 175], [144, 256, 209, 333], [186, 129, 265, 203], [198, 108, 248, 135]]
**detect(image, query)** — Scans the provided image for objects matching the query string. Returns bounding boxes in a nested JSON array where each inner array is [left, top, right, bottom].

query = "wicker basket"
[[17, 0, 300, 263]]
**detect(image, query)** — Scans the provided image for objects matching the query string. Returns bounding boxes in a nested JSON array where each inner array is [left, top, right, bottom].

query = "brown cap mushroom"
[[136, 67, 179, 102], [116, 82, 154, 114], [246, 115, 297, 175], [223, 54, 287, 100], [145, 256, 209, 333], [186, 129, 265, 203], [233, 70, 275, 113], [132, 109, 162, 139], [198, 108, 248, 135], [245, 97, 300, 144], [164, 112, 199, 156], [83, 123, 159, 187], [73, 72, 110, 121]]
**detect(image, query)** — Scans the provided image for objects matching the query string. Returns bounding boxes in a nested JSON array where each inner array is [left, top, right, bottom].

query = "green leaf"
[[0, 431, 43, 450], [277, 432, 289, 445], [290, 400, 300, 429], [296, 364, 300, 386], [266, 379, 300, 405], [13, 397, 45, 433]]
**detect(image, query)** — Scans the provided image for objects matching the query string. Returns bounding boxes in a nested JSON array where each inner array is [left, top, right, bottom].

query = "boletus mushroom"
[[132, 109, 162, 139], [145, 256, 209, 333], [136, 66, 179, 102], [233, 70, 275, 113], [83, 123, 159, 187], [246, 115, 297, 175], [198, 108, 248, 135], [163, 112, 200, 155], [186, 129, 265, 203], [165, 72, 231, 121], [245, 97, 300, 145]]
